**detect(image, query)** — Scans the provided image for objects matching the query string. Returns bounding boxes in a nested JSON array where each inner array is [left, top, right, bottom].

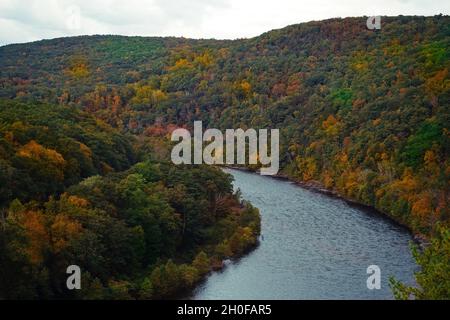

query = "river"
[[191, 168, 417, 299]]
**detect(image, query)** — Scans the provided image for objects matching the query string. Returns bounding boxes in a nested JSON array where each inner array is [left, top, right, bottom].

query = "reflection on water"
[[192, 169, 417, 300]]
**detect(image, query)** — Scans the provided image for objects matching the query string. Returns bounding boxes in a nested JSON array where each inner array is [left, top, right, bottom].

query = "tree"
[[390, 226, 450, 299], [192, 251, 210, 275]]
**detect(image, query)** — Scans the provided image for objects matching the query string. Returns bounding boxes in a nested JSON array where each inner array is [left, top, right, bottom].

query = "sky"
[[0, 0, 449, 46]]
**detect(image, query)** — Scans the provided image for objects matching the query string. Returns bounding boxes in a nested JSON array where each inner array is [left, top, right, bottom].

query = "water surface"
[[192, 169, 417, 299]]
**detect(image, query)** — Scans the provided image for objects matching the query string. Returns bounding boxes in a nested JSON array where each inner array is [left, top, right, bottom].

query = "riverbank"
[[192, 168, 418, 299], [221, 165, 426, 245]]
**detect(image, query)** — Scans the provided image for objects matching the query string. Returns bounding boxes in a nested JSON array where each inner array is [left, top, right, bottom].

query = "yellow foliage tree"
[[50, 214, 83, 253], [322, 115, 342, 136], [18, 140, 65, 165]]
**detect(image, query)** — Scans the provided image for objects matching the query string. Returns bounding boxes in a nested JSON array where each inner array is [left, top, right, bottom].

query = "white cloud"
[[0, 0, 448, 45]]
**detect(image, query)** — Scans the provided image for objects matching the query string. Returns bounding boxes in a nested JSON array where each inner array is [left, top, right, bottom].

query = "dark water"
[[192, 169, 417, 299]]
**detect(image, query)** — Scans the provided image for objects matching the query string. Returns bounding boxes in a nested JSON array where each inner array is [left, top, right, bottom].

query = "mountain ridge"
[[0, 15, 449, 298], [1, 15, 448, 48], [1, 15, 448, 235]]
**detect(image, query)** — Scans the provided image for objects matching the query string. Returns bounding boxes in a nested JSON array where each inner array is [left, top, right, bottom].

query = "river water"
[[192, 168, 417, 299]]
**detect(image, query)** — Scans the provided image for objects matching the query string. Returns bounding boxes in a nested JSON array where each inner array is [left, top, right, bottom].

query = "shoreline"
[[182, 241, 261, 300], [221, 165, 426, 246]]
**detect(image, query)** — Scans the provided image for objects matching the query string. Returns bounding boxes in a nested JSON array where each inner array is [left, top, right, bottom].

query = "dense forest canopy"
[[0, 100, 260, 299], [0, 15, 449, 299], [0, 100, 135, 204]]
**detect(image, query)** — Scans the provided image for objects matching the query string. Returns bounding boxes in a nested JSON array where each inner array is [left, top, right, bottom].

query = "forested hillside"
[[0, 100, 135, 204], [0, 15, 449, 298], [0, 101, 260, 299]]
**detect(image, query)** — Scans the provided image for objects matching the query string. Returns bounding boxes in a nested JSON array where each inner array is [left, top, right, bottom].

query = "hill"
[[0, 15, 449, 299]]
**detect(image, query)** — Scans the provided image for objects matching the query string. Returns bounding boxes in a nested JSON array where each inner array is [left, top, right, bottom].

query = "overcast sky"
[[0, 0, 449, 46]]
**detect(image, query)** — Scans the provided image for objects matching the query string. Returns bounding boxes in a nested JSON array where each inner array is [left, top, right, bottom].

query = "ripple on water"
[[192, 169, 417, 300]]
